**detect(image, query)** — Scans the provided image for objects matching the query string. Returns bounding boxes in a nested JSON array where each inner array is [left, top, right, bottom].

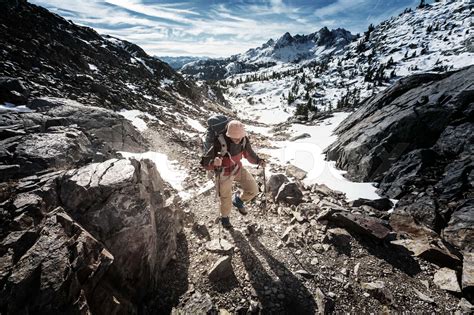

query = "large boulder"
[[442, 199, 474, 252], [325, 67, 473, 182], [59, 158, 181, 297], [0, 157, 183, 313], [28, 97, 147, 152], [0, 97, 147, 181]]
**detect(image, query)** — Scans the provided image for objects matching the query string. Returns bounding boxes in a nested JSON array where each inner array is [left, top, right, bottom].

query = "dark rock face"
[[0, 97, 146, 181], [266, 174, 290, 199], [326, 66, 474, 252], [0, 207, 113, 314], [0, 158, 182, 314], [349, 197, 393, 211]]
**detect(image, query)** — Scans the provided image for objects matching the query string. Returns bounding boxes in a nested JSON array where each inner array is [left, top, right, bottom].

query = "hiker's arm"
[[243, 137, 261, 165], [200, 145, 217, 170]]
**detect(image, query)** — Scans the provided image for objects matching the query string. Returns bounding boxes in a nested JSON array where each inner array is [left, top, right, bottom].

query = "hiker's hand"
[[258, 159, 266, 167], [213, 157, 222, 167]]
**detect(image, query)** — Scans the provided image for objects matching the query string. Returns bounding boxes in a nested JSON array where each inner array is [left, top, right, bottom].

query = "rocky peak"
[[262, 38, 275, 48], [274, 32, 294, 48]]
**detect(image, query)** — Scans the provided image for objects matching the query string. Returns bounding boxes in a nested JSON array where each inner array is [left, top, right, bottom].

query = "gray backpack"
[[202, 115, 246, 157]]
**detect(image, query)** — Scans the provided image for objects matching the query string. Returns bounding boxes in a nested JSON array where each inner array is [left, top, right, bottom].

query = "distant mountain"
[[158, 56, 208, 70], [180, 27, 355, 80]]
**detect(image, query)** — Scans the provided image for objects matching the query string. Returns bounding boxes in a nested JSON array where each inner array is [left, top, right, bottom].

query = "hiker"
[[201, 120, 266, 229]]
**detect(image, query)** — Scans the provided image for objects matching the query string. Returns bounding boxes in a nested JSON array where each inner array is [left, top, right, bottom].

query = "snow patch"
[[0, 103, 33, 112], [186, 117, 207, 133], [118, 109, 156, 132], [261, 112, 381, 201], [119, 151, 188, 192], [88, 63, 98, 71]]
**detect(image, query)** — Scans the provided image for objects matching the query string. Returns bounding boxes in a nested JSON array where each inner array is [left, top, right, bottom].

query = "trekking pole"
[[262, 164, 267, 216], [215, 152, 223, 243]]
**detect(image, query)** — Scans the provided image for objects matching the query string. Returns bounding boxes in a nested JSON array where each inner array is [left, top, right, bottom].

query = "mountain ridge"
[[180, 26, 355, 80]]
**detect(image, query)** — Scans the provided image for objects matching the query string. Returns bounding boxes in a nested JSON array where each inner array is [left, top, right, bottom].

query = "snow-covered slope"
[[224, 1, 473, 122], [180, 27, 355, 80]]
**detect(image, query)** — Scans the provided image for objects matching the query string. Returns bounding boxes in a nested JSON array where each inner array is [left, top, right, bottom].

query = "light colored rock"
[[205, 239, 234, 253], [458, 298, 474, 313], [433, 268, 461, 292], [413, 288, 434, 304], [462, 252, 474, 290], [285, 164, 307, 180], [354, 263, 361, 276]]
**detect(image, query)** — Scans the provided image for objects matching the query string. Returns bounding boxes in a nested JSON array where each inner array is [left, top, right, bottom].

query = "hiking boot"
[[232, 192, 247, 215], [221, 217, 232, 229]]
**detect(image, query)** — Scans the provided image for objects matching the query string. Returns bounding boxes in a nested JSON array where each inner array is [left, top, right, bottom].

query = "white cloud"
[[104, 0, 198, 24], [314, 0, 368, 17]]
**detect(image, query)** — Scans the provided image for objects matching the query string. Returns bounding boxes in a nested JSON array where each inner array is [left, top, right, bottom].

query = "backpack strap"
[[217, 134, 227, 156]]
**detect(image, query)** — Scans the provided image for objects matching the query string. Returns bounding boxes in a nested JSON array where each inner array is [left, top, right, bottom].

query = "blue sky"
[[30, 0, 421, 57]]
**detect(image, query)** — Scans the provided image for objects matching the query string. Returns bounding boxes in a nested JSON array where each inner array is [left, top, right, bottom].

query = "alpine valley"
[[0, 0, 473, 314]]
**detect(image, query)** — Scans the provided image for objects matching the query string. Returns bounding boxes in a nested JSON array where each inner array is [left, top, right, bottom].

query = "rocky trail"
[[139, 119, 466, 314]]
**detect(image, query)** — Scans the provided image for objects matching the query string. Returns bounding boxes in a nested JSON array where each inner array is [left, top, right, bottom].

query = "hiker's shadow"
[[229, 229, 280, 312], [248, 236, 317, 315], [230, 229, 316, 314]]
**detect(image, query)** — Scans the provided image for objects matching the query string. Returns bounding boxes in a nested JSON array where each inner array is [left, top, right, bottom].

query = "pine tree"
[[418, 0, 426, 9], [287, 92, 294, 105], [365, 24, 375, 41]]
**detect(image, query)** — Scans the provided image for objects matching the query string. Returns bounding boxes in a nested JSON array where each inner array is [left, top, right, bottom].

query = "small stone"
[[296, 249, 302, 255], [313, 244, 324, 252], [340, 268, 348, 276], [361, 281, 393, 304], [458, 298, 474, 313], [354, 263, 361, 276], [322, 244, 331, 251], [281, 226, 294, 242], [295, 269, 313, 279], [311, 258, 319, 265], [277, 294, 285, 300], [249, 300, 260, 312], [208, 256, 233, 282], [413, 288, 434, 304]]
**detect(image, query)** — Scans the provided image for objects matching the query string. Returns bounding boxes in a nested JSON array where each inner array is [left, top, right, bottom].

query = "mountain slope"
[[0, 0, 227, 119], [221, 1, 473, 123]]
